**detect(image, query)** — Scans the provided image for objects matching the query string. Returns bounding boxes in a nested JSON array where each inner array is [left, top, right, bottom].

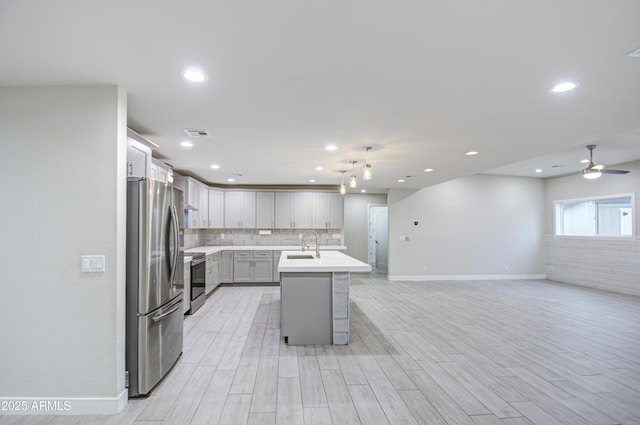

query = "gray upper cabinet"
[[224, 191, 256, 228], [173, 176, 200, 229], [275, 192, 313, 229], [256, 192, 275, 228], [126, 138, 151, 178], [150, 158, 172, 183], [208, 188, 224, 228], [312, 192, 344, 229]]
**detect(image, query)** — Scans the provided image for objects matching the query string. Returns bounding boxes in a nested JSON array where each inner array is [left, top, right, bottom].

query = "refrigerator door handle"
[[168, 205, 179, 285], [151, 296, 183, 323], [152, 304, 182, 323]]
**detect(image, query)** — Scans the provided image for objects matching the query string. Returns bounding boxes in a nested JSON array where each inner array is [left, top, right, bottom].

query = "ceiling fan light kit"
[[581, 144, 630, 180]]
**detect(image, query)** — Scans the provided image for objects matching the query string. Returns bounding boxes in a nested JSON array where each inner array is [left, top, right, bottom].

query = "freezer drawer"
[[128, 293, 183, 397]]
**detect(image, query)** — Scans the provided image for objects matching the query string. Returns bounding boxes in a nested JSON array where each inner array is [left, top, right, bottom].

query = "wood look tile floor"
[[4, 275, 640, 425]]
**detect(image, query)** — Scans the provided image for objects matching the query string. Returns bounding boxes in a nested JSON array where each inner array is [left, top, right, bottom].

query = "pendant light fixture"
[[362, 146, 373, 180], [338, 170, 347, 194], [349, 160, 358, 188]]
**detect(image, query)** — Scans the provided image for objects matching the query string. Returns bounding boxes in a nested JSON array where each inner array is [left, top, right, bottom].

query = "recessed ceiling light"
[[580, 159, 590, 164], [182, 69, 207, 83], [361, 189, 367, 193], [424, 168, 434, 172], [309, 179, 316, 183], [550, 81, 578, 93], [397, 179, 405, 183], [315, 166, 324, 171], [180, 141, 193, 148], [535, 168, 543, 173], [210, 164, 220, 169], [325, 144, 339, 151], [465, 150, 479, 156], [227, 177, 235, 182]]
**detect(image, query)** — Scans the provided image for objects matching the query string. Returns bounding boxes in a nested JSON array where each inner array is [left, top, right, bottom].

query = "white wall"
[[0, 86, 128, 414], [388, 175, 545, 280], [343, 193, 388, 263], [544, 160, 640, 296]]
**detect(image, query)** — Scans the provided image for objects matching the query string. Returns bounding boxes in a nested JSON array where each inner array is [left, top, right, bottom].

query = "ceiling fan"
[[581, 145, 630, 179]]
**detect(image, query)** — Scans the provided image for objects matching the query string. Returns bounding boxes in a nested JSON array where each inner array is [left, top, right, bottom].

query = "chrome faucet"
[[301, 230, 320, 258]]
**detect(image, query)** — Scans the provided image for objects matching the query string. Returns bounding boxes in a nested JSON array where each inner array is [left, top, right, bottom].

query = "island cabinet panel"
[[281, 272, 333, 345], [275, 192, 313, 229]]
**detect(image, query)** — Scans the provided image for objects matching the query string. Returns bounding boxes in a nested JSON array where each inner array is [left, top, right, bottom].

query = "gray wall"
[[343, 193, 388, 263], [544, 160, 640, 296], [0, 86, 128, 413], [387, 175, 546, 280]]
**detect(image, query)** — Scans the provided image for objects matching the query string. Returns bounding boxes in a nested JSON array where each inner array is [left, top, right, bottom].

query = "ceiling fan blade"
[[601, 169, 629, 174]]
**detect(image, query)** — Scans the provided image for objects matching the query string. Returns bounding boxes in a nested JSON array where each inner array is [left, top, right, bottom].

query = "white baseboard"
[[0, 389, 128, 415], [387, 274, 547, 281]]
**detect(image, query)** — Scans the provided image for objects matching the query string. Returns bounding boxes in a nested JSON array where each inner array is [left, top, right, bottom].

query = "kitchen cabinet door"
[[273, 251, 282, 282], [126, 139, 150, 178], [327, 193, 343, 228], [198, 184, 209, 228], [205, 253, 215, 294], [292, 192, 313, 229], [208, 189, 224, 228], [275, 192, 312, 229], [224, 191, 256, 228], [256, 192, 275, 228], [220, 251, 234, 283], [174, 177, 201, 229], [312, 193, 343, 229], [253, 256, 273, 282], [233, 251, 253, 282]]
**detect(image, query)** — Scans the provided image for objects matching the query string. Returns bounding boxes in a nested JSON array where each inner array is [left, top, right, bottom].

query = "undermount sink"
[[287, 254, 315, 260]]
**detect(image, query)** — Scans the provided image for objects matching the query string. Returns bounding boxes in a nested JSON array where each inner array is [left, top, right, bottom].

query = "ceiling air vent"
[[184, 128, 211, 138]]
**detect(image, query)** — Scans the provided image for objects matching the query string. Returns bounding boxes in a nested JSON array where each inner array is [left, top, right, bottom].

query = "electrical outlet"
[[422, 265, 427, 272], [504, 265, 510, 271]]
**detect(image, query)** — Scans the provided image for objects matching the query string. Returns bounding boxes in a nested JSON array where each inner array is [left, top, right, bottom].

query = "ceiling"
[[2, 0, 640, 191]]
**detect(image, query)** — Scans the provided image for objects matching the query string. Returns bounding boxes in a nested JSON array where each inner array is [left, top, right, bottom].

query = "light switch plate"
[[81, 255, 106, 273]]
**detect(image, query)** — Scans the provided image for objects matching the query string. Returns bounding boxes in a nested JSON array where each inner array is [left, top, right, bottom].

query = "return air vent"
[[184, 128, 211, 138]]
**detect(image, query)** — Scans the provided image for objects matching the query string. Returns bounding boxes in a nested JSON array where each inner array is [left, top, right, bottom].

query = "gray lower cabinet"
[[220, 251, 234, 283], [233, 250, 274, 283], [280, 272, 333, 345], [205, 252, 220, 294], [272, 250, 282, 282], [233, 251, 253, 282]]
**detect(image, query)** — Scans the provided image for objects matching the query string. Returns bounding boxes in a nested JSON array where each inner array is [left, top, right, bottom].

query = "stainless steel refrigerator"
[[126, 178, 184, 397]]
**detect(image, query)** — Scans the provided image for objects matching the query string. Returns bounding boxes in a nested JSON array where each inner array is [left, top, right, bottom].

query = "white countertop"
[[278, 250, 372, 273], [185, 245, 346, 256], [183, 255, 192, 263]]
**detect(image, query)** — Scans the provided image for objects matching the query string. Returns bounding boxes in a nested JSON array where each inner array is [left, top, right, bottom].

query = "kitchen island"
[[278, 250, 371, 345]]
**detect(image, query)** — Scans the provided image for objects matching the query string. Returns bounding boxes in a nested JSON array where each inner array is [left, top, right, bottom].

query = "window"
[[554, 194, 634, 236]]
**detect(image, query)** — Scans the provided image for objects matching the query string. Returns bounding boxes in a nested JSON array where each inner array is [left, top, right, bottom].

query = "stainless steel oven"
[[188, 253, 206, 314]]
